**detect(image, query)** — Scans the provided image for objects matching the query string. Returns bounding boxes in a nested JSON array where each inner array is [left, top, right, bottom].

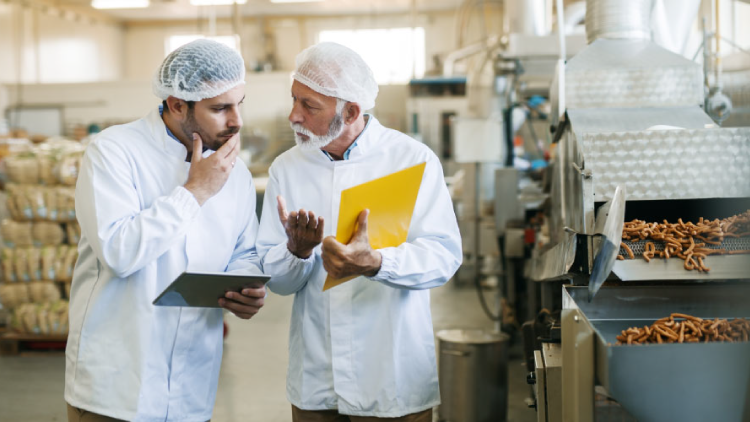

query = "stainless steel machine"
[[528, 1, 750, 421]]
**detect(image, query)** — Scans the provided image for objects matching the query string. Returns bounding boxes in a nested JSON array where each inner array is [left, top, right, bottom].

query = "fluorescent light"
[[91, 0, 149, 9], [270, 0, 323, 3], [189, 0, 247, 5]]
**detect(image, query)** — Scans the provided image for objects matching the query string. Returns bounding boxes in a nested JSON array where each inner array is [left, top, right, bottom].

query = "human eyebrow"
[[303, 97, 324, 108], [212, 96, 245, 109]]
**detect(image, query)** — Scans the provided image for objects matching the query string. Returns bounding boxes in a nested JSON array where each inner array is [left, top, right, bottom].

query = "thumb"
[[352, 209, 369, 243], [191, 133, 203, 163], [277, 195, 289, 223]]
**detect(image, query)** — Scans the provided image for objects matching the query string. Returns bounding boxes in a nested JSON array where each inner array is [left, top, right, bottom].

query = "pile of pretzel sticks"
[[617, 210, 750, 272], [615, 313, 750, 345]]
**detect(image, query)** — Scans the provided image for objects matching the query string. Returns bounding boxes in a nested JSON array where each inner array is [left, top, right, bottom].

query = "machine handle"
[[441, 349, 470, 357]]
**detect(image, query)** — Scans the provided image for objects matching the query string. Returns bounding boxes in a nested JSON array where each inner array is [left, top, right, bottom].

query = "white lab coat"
[[256, 116, 462, 418], [65, 108, 261, 422]]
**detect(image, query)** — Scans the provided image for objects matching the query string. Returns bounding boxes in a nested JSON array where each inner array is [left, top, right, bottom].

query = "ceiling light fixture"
[[91, 0, 149, 9], [269, 0, 324, 3], [189, 0, 247, 5]]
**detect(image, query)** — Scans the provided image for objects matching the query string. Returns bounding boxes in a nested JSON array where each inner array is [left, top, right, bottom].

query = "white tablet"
[[152, 272, 270, 308]]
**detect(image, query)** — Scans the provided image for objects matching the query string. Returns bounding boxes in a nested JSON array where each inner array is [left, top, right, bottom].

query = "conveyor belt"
[[619, 237, 750, 256]]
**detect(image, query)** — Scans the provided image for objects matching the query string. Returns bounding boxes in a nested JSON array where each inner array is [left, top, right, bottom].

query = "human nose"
[[288, 102, 303, 125], [228, 107, 242, 129]]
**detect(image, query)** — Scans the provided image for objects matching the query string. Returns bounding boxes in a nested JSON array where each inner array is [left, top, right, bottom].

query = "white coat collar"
[[146, 107, 189, 159], [344, 114, 378, 160]]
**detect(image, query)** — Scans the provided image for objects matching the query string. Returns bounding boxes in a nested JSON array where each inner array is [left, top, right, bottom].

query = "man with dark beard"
[[256, 42, 462, 421], [65, 39, 265, 422]]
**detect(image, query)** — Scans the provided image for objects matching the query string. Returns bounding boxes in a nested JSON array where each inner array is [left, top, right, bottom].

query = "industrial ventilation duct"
[[585, 0, 653, 43]]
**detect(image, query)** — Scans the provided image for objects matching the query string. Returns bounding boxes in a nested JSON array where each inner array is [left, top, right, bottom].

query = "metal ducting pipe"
[[585, 0, 653, 44]]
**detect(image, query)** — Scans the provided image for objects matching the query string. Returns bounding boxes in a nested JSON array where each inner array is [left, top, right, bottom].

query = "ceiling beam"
[[7, 0, 122, 25], [123, 7, 458, 28]]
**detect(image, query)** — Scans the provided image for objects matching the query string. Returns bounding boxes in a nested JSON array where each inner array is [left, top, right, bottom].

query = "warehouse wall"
[[119, 8, 501, 133], [2, 73, 407, 143], [122, 10, 500, 79], [0, 2, 124, 85], [1, 4, 501, 136], [2, 73, 293, 141]]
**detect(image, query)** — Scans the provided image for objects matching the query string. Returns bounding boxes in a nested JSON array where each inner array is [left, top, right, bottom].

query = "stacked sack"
[[7, 300, 69, 335], [0, 139, 84, 335]]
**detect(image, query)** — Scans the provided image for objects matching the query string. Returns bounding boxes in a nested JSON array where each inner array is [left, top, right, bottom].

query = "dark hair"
[[162, 99, 195, 113]]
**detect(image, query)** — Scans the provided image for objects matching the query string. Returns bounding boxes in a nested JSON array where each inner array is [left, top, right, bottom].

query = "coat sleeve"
[[368, 155, 463, 290], [76, 138, 201, 279], [225, 174, 263, 275], [255, 166, 317, 295]]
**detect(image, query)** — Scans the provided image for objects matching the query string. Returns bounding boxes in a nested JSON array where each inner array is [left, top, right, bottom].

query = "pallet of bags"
[[5, 186, 76, 223]]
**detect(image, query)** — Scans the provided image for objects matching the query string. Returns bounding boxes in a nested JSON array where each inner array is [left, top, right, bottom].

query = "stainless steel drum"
[[436, 329, 509, 422]]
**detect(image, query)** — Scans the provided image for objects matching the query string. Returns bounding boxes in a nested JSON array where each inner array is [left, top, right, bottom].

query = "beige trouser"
[[67, 404, 126, 422], [67, 404, 210, 422], [292, 405, 433, 422]]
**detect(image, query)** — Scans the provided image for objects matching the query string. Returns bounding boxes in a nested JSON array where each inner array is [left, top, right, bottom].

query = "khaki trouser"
[[292, 405, 433, 422], [67, 404, 210, 422], [67, 404, 126, 422], [66, 403, 211, 422]]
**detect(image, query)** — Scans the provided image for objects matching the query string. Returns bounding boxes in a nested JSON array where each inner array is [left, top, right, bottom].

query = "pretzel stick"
[[621, 242, 635, 259]]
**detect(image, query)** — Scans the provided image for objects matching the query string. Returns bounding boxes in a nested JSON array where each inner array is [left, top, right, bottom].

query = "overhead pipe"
[[443, 35, 498, 77]]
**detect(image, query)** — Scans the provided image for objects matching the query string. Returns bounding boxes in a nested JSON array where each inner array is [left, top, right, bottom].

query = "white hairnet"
[[293, 42, 378, 111], [153, 39, 245, 102]]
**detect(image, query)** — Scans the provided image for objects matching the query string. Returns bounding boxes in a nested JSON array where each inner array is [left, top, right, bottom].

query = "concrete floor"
[[0, 282, 537, 422]]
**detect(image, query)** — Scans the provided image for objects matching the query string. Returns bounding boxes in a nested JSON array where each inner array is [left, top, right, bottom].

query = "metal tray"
[[564, 284, 750, 422], [612, 254, 750, 281], [614, 237, 750, 281]]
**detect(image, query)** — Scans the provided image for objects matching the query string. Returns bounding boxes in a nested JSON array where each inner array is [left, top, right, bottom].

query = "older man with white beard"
[[255, 42, 462, 421]]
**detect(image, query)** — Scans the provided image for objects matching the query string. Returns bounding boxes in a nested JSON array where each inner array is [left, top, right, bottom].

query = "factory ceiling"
[[41, 0, 467, 21]]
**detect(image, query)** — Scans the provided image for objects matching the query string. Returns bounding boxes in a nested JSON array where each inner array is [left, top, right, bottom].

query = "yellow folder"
[[323, 162, 427, 291]]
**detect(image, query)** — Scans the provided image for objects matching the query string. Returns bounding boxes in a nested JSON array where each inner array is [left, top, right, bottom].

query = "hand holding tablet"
[[153, 272, 270, 309]]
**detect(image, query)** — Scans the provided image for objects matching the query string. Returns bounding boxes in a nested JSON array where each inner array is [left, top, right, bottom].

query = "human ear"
[[345, 103, 361, 124], [166, 97, 189, 120]]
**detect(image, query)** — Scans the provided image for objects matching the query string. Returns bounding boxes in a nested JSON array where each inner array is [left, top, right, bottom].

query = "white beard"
[[291, 112, 345, 151]]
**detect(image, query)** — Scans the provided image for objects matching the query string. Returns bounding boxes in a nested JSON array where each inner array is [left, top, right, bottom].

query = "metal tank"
[[436, 329, 510, 422]]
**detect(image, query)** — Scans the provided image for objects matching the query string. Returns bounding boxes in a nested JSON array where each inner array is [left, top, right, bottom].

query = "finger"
[[322, 236, 340, 255], [322, 257, 341, 279], [240, 287, 266, 298], [217, 133, 239, 158], [306, 211, 317, 230], [225, 290, 265, 307], [277, 196, 289, 223], [232, 312, 256, 320], [226, 148, 240, 171], [226, 137, 241, 162], [191, 133, 203, 163], [298, 209, 309, 228], [315, 217, 325, 241], [220, 301, 260, 319], [288, 210, 299, 229], [220, 296, 263, 312], [351, 209, 370, 242], [232, 134, 241, 154], [322, 258, 332, 274]]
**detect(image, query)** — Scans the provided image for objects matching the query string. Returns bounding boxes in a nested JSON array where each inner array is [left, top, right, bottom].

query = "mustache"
[[291, 124, 312, 136], [218, 127, 240, 137]]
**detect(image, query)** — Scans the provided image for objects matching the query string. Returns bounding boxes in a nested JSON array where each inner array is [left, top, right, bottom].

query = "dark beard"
[[180, 109, 239, 152]]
